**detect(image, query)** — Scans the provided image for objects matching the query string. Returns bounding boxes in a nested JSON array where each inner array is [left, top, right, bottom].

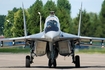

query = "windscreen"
[[45, 20, 59, 33]]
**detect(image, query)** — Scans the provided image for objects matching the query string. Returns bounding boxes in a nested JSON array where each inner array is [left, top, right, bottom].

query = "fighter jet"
[[0, 3, 105, 68]]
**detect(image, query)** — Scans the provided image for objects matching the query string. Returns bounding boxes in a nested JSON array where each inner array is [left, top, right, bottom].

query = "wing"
[[0, 32, 46, 43], [59, 32, 105, 45], [79, 36, 105, 41]]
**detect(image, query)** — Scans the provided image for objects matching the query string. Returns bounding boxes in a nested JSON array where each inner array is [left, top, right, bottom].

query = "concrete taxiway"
[[0, 53, 105, 70]]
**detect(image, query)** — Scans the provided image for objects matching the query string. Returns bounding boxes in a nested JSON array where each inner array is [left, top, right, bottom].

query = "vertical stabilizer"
[[38, 12, 42, 32], [22, 3, 27, 36], [78, 3, 82, 36]]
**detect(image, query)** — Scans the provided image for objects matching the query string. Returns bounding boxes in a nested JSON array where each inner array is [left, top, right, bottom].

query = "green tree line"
[[0, 0, 105, 38], [0, 15, 6, 36]]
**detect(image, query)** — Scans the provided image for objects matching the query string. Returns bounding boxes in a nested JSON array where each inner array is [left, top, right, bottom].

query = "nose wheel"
[[48, 59, 57, 68]]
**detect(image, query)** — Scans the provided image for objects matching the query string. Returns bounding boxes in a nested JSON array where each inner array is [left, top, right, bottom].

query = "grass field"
[[0, 47, 30, 53], [0, 46, 105, 53], [77, 47, 105, 54]]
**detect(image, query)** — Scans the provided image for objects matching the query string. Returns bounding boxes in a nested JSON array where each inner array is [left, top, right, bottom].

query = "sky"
[[0, 0, 104, 18]]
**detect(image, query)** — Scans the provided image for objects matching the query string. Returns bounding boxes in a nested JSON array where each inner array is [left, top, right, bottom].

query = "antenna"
[[78, 3, 82, 36], [22, 3, 27, 36]]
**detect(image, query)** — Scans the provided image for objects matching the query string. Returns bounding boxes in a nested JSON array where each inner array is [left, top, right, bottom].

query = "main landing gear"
[[72, 53, 80, 68], [71, 40, 80, 68], [71, 54, 80, 68], [25, 41, 35, 67]]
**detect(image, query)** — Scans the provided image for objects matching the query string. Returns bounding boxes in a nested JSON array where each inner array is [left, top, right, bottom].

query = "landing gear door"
[[35, 41, 46, 56]]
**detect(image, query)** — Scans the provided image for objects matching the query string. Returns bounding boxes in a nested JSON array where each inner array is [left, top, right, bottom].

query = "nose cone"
[[45, 31, 60, 41]]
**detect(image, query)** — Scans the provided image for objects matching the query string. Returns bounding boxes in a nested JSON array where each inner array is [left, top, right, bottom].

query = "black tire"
[[26, 55, 30, 67], [48, 59, 52, 68], [53, 59, 57, 68], [75, 55, 80, 68]]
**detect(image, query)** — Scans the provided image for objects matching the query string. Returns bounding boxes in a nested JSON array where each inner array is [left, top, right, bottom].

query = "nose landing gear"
[[48, 59, 56, 68]]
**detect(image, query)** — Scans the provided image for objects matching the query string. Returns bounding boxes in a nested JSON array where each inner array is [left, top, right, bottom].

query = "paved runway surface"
[[0, 53, 105, 70]]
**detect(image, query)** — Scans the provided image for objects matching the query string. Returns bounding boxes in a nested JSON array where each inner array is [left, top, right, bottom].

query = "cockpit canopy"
[[45, 20, 59, 33]]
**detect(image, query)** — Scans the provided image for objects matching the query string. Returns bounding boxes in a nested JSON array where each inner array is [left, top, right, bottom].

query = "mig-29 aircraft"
[[0, 3, 105, 68]]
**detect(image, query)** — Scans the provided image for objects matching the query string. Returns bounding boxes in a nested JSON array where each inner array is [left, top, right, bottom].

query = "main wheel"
[[26, 55, 30, 67], [75, 55, 80, 68]]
